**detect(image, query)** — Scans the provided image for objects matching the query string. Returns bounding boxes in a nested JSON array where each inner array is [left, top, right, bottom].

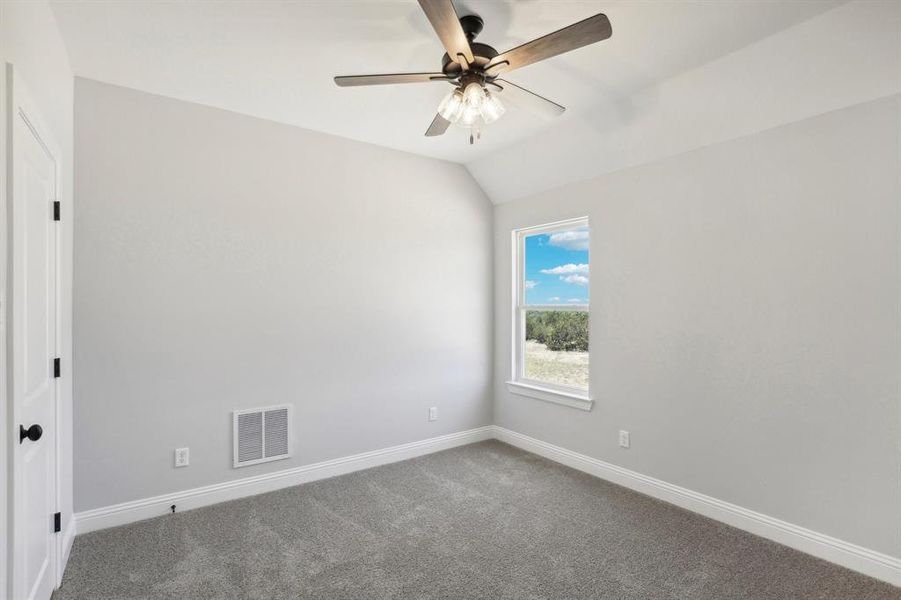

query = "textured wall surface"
[[495, 95, 901, 557], [74, 79, 493, 511]]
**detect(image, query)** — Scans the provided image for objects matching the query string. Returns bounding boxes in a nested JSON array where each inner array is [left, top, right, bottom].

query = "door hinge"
[[53, 512, 61, 533], [53, 200, 60, 221], [54, 357, 61, 378]]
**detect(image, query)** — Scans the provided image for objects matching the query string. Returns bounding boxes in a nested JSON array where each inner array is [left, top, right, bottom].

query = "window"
[[508, 218, 591, 410]]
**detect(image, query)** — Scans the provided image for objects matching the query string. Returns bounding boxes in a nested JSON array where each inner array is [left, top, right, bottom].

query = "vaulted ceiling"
[[50, 0, 849, 202]]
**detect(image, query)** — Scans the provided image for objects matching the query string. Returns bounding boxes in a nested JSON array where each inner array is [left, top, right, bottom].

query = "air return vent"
[[233, 405, 292, 468]]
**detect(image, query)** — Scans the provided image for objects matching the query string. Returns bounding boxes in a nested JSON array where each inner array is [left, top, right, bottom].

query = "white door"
[[9, 67, 60, 600]]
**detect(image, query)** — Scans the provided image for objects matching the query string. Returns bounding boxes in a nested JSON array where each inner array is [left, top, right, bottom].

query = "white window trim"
[[505, 381, 593, 411], [510, 217, 592, 411]]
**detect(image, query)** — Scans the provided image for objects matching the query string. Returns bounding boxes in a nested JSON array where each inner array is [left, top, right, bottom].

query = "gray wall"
[[494, 95, 901, 558], [74, 79, 493, 512]]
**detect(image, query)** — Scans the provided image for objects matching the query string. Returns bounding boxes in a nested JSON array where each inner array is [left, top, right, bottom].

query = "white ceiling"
[[50, 0, 843, 196]]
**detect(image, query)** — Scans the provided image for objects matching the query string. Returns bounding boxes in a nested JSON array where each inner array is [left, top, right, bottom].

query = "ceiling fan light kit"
[[438, 77, 506, 134], [334, 0, 612, 145]]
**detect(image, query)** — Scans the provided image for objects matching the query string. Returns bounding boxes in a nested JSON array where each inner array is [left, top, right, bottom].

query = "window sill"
[[505, 381, 593, 412]]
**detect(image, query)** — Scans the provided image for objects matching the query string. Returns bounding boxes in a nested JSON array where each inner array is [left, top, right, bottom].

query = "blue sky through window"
[[524, 227, 589, 305]]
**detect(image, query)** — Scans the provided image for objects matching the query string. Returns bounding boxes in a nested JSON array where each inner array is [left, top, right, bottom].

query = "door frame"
[[5, 63, 64, 598]]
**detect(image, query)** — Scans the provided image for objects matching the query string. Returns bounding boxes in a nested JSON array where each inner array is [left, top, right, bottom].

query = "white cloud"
[[548, 296, 560, 302], [539, 264, 589, 286], [524, 280, 538, 289], [562, 274, 589, 286], [540, 263, 589, 276], [567, 298, 586, 303], [548, 230, 589, 251]]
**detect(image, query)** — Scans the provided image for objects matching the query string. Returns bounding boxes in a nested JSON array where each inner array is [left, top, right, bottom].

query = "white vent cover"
[[233, 405, 292, 468]]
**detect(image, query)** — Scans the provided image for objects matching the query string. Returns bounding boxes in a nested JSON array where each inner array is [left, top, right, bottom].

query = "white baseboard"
[[75, 426, 493, 534], [57, 514, 77, 586], [493, 426, 901, 587], [72, 423, 900, 587]]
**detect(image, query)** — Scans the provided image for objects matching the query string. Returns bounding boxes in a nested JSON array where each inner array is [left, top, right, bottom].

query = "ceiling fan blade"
[[417, 0, 474, 65], [493, 79, 565, 118], [486, 13, 611, 75], [334, 73, 450, 87], [425, 113, 451, 137]]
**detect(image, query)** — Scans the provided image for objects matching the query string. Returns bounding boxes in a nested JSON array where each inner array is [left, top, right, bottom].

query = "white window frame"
[[507, 217, 593, 411]]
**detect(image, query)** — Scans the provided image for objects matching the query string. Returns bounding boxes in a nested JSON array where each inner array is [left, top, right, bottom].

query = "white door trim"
[[5, 63, 64, 599]]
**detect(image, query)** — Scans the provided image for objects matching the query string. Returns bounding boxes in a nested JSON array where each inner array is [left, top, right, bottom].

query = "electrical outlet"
[[175, 447, 190, 467], [428, 407, 438, 422], [618, 430, 630, 449]]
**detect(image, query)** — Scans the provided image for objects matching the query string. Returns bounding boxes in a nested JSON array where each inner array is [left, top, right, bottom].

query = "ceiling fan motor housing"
[[441, 15, 498, 77]]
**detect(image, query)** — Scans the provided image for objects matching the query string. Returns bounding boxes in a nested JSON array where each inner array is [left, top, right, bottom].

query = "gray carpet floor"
[[55, 440, 900, 599]]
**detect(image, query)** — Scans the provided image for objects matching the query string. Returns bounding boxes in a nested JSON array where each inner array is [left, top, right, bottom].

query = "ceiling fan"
[[334, 0, 612, 144]]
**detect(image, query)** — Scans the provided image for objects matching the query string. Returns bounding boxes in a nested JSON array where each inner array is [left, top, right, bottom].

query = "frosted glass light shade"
[[480, 92, 505, 124], [462, 82, 487, 110], [438, 90, 465, 122], [457, 104, 482, 127]]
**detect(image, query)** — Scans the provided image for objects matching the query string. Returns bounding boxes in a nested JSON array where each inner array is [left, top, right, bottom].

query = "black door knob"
[[19, 424, 42, 444]]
